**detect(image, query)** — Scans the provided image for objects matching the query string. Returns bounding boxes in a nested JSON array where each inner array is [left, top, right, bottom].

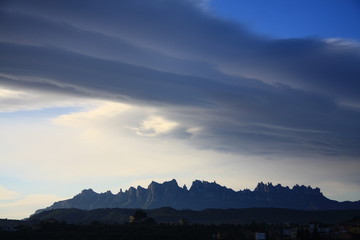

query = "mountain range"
[[36, 179, 360, 214]]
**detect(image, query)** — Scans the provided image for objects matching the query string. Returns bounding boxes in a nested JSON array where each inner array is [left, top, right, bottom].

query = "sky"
[[0, 0, 360, 219]]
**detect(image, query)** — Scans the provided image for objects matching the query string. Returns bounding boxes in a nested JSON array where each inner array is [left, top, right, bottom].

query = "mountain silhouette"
[[36, 179, 360, 214]]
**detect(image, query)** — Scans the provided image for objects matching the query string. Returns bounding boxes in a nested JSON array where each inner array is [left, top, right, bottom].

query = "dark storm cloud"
[[1, 0, 360, 157], [0, 10, 226, 80], [2, 0, 359, 101]]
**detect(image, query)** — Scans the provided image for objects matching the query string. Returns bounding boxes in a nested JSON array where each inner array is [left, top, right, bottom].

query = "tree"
[[129, 210, 148, 223]]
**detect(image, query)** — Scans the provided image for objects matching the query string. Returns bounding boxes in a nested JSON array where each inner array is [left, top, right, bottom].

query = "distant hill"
[[36, 179, 360, 214], [30, 207, 360, 225]]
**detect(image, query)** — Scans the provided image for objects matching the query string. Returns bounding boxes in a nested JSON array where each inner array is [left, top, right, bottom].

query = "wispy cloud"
[[0, 186, 18, 200]]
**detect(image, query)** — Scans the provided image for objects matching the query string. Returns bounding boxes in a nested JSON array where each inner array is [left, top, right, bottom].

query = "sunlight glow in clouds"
[[53, 101, 131, 127], [0, 88, 23, 99], [137, 116, 179, 137]]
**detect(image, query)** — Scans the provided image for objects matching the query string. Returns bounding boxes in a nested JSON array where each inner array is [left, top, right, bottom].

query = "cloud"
[[0, 186, 18, 200], [1, 99, 359, 212], [53, 101, 131, 127], [0, 104, 253, 193], [0, 88, 23, 99], [0, 9, 223, 81], [0, 85, 90, 113], [0, 1, 359, 162], [2, 0, 360, 100], [136, 116, 179, 137]]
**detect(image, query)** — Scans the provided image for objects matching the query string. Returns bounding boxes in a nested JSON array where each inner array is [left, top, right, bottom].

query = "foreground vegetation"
[[1, 216, 360, 240], [29, 207, 360, 225], [0, 220, 338, 240], [1, 208, 360, 239]]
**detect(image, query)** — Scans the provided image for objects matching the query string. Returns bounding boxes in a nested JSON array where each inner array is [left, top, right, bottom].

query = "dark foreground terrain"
[[1, 208, 360, 239], [2, 222, 267, 240], [1, 218, 360, 240], [30, 207, 360, 225]]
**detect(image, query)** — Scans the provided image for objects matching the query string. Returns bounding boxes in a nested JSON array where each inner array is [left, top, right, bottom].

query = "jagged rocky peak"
[[254, 182, 274, 192], [102, 190, 113, 195], [293, 184, 322, 195], [190, 179, 207, 191], [79, 188, 97, 195], [148, 179, 180, 190], [163, 179, 179, 188], [137, 185, 146, 191], [254, 182, 322, 195], [190, 180, 226, 192], [164, 179, 182, 193], [80, 180, 321, 196], [126, 186, 137, 195], [148, 180, 160, 189]]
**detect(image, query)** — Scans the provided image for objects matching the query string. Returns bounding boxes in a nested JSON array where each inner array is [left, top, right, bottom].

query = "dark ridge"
[[35, 180, 360, 215]]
